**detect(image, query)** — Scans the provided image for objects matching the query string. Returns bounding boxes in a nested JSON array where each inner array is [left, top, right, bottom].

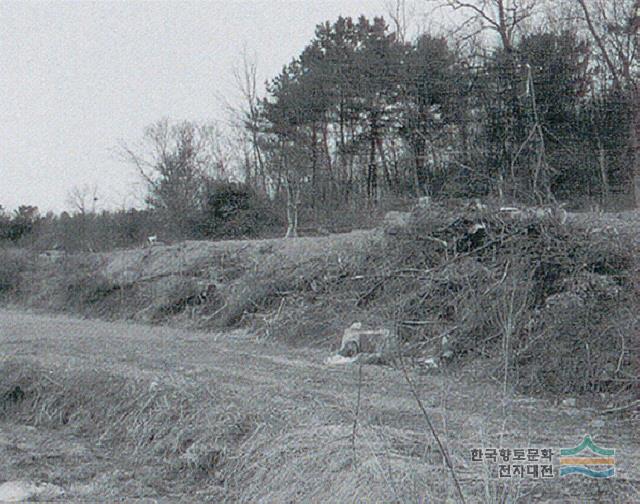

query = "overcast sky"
[[1, 0, 437, 214]]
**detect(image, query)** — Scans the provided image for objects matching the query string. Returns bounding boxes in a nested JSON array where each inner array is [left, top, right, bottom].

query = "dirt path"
[[0, 308, 638, 502]]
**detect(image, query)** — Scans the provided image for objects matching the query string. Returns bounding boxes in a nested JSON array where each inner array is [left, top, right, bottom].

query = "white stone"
[[417, 196, 431, 208], [421, 357, 439, 369], [0, 480, 64, 502], [324, 354, 358, 366], [338, 323, 394, 356], [383, 211, 412, 228]]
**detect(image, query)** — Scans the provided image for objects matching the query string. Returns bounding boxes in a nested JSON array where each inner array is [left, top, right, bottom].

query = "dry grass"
[[1, 308, 638, 502], [289, 203, 640, 398], [0, 203, 638, 502], [0, 359, 264, 498], [0, 357, 456, 502], [0, 247, 34, 297], [0, 357, 472, 502], [1, 204, 638, 400], [235, 202, 640, 400], [231, 424, 453, 503]]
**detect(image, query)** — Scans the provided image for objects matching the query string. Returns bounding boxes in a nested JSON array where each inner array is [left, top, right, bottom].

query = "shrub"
[[196, 182, 283, 239], [0, 247, 32, 296]]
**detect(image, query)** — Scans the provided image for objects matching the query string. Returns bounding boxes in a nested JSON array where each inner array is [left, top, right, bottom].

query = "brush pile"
[[381, 202, 638, 396], [256, 201, 638, 397]]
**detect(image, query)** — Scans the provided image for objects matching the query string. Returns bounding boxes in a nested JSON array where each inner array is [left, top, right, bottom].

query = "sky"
[[0, 0, 439, 214]]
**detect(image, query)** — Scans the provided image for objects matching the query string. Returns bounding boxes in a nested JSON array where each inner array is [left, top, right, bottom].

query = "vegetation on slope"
[[1, 203, 638, 400]]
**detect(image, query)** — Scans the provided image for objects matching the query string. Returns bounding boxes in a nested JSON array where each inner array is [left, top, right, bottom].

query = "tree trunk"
[[367, 132, 378, 201], [387, 136, 401, 189], [414, 155, 422, 196], [284, 178, 299, 238], [459, 107, 469, 168], [632, 84, 640, 207], [311, 123, 318, 207], [633, 3, 640, 204], [322, 118, 334, 198], [250, 125, 265, 193], [339, 98, 346, 199], [376, 136, 392, 193], [366, 113, 379, 202], [413, 136, 428, 195], [597, 138, 610, 206]]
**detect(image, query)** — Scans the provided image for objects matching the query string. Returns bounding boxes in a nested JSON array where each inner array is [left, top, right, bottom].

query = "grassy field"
[[1, 308, 638, 502]]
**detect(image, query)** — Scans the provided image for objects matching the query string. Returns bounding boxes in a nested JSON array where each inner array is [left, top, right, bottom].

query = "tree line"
[[238, 1, 638, 235], [2, 1, 639, 248]]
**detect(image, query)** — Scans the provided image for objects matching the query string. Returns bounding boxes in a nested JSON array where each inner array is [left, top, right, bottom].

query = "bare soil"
[[1, 308, 638, 502]]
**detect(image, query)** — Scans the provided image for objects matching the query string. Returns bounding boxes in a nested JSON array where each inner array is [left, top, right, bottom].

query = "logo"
[[559, 435, 615, 478]]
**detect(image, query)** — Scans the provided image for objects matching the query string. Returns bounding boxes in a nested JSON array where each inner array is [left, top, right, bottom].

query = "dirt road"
[[0, 308, 638, 502]]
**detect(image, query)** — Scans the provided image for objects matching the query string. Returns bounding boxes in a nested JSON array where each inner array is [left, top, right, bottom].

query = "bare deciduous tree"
[[66, 183, 99, 215], [573, 0, 640, 206], [435, 0, 549, 202], [229, 50, 268, 194], [119, 119, 233, 234], [437, 0, 539, 51]]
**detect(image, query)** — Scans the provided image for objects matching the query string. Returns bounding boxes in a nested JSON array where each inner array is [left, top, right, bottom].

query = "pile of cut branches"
[[247, 202, 638, 399]]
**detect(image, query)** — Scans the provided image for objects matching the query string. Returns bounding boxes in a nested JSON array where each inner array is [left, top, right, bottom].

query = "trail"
[[0, 309, 638, 502]]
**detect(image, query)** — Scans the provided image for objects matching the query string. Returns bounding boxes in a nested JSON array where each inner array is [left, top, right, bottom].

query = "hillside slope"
[[4, 204, 639, 397]]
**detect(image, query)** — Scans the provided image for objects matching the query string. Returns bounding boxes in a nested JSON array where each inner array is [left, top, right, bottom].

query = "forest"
[[2, 0, 638, 250]]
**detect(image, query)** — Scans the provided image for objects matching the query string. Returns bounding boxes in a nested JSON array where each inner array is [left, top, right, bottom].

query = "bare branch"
[[444, 0, 502, 32], [575, 0, 623, 87]]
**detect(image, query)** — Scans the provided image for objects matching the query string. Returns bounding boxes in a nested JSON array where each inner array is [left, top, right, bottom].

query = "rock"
[[383, 211, 413, 234], [416, 196, 431, 208], [417, 357, 439, 369], [338, 322, 397, 357], [325, 354, 358, 366], [354, 352, 385, 365], [324, 352, 389, 366], [333, 322, 398, 366], [562, 398, 577, 407], [0, 480, 64, 502]]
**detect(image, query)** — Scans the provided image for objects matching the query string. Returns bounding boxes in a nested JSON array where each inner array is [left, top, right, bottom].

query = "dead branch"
[[400, 363, 466, 504]]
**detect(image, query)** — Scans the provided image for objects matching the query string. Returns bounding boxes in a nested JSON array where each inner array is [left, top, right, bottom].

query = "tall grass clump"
[[0, 247, 34, 299]]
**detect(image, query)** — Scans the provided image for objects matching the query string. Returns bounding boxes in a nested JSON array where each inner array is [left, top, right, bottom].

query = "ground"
[[0, 308, 638, 502]]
